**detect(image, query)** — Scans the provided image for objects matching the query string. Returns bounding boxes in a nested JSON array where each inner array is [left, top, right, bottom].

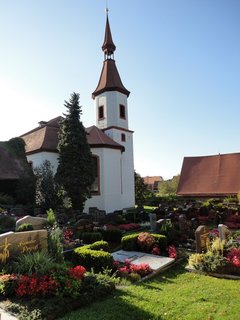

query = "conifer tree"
[[55, 92, 94, 212]]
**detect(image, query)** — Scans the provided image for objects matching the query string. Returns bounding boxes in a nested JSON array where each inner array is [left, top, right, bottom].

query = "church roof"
[[177, 153, 240, 196], [92, 59, 130, 98], [86, 126, 124, 151], [92, 12, 130, 99], [20, 117, 124, 154], [102, 14, 116, 56]]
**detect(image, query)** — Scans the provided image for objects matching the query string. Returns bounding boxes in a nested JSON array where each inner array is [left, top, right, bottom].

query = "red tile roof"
[[20, 117, 124, 154], [177, 153, 240, 196], [92, 59, 130, 98]]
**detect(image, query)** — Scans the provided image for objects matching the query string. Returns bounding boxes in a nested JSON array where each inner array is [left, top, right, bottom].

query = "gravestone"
[[89, 207, 100, 222], [195, 225, 209, 253], [218, 224, 230, 241], [179, 214, 190, 241], [0, 230, 48, 264], [149, 213, 157, 232], [16, 215, 47, 231]]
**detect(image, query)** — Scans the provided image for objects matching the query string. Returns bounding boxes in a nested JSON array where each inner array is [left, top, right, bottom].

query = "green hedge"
[[101, 229, 123, 243], [121, 233, 139, 251], [78, 232, 103, 244], [73, 241, 113, 273], [121, 233, 167, 251]]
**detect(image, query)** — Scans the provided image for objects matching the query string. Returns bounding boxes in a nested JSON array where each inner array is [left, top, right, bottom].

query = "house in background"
[[177, 153, 240, 197], [20, 13, 135, 214], [143, 176, 163, 193]]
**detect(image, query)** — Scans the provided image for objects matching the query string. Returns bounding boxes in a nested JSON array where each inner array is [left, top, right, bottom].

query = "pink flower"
[[168, 245, 177, 259]]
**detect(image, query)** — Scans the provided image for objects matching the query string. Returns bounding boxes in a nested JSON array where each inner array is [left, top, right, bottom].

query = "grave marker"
[[195, 225, 209, 253], [0, 230, 48, 264], [218, 224, 230, 241], [16, 215, 47, 231]]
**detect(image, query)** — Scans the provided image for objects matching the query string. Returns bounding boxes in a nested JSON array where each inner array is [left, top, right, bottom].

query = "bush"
[[16, 223, 34, 232], [48, 225, 64, 263], [78, 232, 103, 244], [0, 214, 15, 232], [86, 240, 110, 252], [152, 234, 168, 250], [121, 233, 167, 252], [101, 229, 123, 243], [0, 193, 15, 205], [73, 241, 113, 273], [11, 250, 56, 276], [46, 208, 56, 227], [121, 234, 139, 251], [137, 233, 155, 252]]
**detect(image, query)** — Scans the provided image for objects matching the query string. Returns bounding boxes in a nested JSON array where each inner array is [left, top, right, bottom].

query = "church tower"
[[92, 11, 135, 210]]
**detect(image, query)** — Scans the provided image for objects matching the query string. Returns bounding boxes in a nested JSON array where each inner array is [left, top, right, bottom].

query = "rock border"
[[185, 266, 240, 280]]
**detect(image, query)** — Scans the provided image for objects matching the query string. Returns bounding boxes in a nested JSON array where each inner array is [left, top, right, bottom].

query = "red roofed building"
[[143, 176, 163, 193], [177, 153, 240, 197], [20, 12, 135, 213]]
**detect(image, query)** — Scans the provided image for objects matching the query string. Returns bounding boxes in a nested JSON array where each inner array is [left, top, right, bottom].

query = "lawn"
[[59, 262, 240, 320]]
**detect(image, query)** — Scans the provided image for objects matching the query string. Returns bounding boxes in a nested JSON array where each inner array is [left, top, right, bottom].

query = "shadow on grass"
[[58, 288, 163, 320]]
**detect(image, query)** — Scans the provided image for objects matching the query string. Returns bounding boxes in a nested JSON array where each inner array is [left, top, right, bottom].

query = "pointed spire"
[[102, 10, 116, 59], [92, 10, 130, 99]]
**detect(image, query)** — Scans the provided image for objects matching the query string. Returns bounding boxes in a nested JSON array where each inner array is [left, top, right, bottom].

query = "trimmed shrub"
[[73, 241, 113, 273], [16, 223, 34, 232], [86, 240, 110, 252], [121, 233, 139, 251], [152, 234, 168, 250], [101, 229, 123, 243], [79, 232, 103, 244], [121, 233, 167, 252]]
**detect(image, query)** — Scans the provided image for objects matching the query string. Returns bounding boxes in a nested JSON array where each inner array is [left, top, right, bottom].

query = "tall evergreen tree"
[[55, 92, 95, 212]]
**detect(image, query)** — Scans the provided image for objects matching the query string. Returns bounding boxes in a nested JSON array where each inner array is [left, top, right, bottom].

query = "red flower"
[[226, 248, 240, 267], [68, 265, 86, 280], [168, 245, 177, 259]]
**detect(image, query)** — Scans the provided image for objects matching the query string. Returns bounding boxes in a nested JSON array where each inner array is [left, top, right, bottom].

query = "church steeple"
[[92, 12, 130, 99], [102, 11, 116, 59]]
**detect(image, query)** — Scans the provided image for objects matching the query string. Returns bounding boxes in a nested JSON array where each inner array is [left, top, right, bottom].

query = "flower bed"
[[187, 235, 240, 278]]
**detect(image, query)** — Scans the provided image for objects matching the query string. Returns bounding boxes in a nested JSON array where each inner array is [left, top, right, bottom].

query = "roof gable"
[[177, 153, 240, 196], [21, 117, 124, 154]]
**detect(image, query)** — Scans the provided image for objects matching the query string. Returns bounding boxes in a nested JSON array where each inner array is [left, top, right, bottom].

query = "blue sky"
[[0, 1, 239, 179]]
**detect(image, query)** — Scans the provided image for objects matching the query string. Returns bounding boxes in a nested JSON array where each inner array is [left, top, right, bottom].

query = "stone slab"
[[0, 230, 48, 263], [0, 307, 18, 320], [112, 250, 175, 271], [16, 215, 47, 231]]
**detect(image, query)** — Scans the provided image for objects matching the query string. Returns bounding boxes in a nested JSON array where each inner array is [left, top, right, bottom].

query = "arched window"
[[91, 155, 100, 194]]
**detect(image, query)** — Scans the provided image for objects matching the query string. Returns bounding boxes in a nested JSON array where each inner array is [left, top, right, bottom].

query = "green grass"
[[59, 262, 240, 320]]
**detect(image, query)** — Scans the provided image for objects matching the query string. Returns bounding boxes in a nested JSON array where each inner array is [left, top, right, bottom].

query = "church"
[[20, 13, 135, 214]]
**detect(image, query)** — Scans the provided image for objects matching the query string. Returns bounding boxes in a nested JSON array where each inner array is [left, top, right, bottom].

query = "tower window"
[[91, 156, 100, 195], [121, 133, 126, 142], [119, 104, 126, 119], [98, 105, 104, 119]]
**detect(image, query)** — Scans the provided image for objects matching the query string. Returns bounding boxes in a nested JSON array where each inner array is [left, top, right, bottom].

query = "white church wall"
[[84, 147, 123, 213], [27, 152, 59, 173], [96, 91, 129, 130]]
